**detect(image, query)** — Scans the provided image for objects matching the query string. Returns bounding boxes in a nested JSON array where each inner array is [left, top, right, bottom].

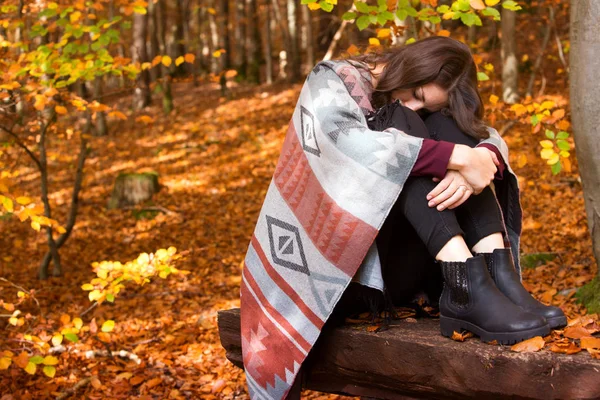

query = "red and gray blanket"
[[239, 59, 523, 399]]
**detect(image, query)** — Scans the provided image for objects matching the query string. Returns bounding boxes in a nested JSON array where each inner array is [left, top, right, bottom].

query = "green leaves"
[[64, 333, 79, 343], [502, 1, 522, 11], [477, 72, 489, 81]]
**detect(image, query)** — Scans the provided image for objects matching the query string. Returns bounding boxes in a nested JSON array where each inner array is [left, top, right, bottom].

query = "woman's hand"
[[447, 145, 498, 194], [426, 170, 474, 211]]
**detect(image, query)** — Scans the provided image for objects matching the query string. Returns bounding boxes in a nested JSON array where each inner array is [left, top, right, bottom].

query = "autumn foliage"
[[0, 0, 599, 398]]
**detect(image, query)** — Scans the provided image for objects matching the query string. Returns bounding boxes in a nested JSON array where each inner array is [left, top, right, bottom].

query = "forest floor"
[[0, 75, 598, 399]]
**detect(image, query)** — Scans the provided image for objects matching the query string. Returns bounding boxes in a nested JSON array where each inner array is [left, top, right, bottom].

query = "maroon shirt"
[[411, 140, 505, 180]]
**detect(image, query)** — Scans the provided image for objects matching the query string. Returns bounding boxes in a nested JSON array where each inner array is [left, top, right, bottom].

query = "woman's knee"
[[424, 111, 478, 147]]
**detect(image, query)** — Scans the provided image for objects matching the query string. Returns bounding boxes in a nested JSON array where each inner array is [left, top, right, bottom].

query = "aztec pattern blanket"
[[239, 59, 523, 399]]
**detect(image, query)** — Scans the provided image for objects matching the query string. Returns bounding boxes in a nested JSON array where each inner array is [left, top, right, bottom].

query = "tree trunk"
[[301, 4, 314, 73], [131, 11, 151, 110], [220, 0, 231, 70], [148, 0, 161, 82], [245, 0, 260, 83], [197, 0, 210, 76], [233, 0, 246, 76], [93, 77, 107, 136], [570, 0, 600, 272], [501, 8, 519, 103], [157, 0, 173, 114], [173, 0, 188, 76], [287, 0, 301, 82], [208, 0, 220, 74], [264, 2, 274, 84]]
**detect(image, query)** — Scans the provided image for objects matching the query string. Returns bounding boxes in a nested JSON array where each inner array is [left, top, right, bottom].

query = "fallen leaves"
[[511, 336, 545, 352], [451, 331, 474, 342]]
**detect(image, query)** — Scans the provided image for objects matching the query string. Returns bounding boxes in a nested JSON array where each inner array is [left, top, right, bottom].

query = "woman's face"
[[391, 83, 449, 113]]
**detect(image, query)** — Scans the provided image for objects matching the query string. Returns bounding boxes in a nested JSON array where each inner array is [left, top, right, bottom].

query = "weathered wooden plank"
[[217, 308, 600, 400]]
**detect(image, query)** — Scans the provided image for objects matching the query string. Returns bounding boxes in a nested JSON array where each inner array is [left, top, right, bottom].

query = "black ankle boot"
[[479, 248, 567, 329], [439, 255, 550, 344]]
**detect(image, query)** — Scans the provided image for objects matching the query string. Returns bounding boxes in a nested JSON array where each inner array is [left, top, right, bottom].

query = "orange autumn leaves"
[[509, 315, 600, 359]]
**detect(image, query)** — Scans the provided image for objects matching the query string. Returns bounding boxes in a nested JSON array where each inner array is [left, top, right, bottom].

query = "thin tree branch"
[[526, 7, 554, 97], [0, 124, 42, 170]]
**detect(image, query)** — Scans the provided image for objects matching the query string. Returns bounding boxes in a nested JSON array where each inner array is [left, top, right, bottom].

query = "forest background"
[[0, 0, 600, 398]]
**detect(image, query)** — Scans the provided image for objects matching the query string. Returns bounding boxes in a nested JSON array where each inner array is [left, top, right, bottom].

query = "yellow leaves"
[[212, 49, 224, 58], [539, 100, 555, 111], [184, 53, 196, 64], [489, 94, 499, 106], [42, 355, 59, 365], [162, 55, 172, 67], [377, 29, 391, 39], [31, 220, 41, 231], [73, 318, 83, 330], [55, 105, 67, 115], [43, 365, 56, 378], [540, 140, 554, 149], [1, 195, 14, 212], [207, 7, 216, 15], [485, 0, 500, 5], [308, 2, 321, 10], [540, 148, 554, 160], [546, 153, 559, 165], [101, 320, 115, 332], [89, 289, 103, 302], [510, 103, 528, 117], [368, 38, 381, 46], [135, 115, 155, 124], [469, 0, 486, 10], [437, 30, 451, 37], [0, 356, 11, 370], [48, 2, 58, 9], [52, 333, 63, 346], [175, 56, 185, 66], [34, 95, 47, 111], [137, 252, 150, 265], [70, 11, 82, 23], [511, 336, 545, 353], [109, 110, 127, 120], [0, 81, 20, 90], [24, 361, 36, 375], [15, 196, 31, 205], [152, 56, 162, 67], [81, 283, 94, 291], [71, 99, 87, 111]]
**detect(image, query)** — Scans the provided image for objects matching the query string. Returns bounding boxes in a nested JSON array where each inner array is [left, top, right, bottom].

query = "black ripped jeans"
[[327, 103, 506, 327]]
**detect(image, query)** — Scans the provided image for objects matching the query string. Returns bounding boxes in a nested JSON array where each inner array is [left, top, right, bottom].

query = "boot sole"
[[547, 315, 567, 329], [440, 316, 551, 345]]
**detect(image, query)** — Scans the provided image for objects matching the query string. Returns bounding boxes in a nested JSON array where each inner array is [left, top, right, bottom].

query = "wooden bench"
[[218, 308, 600, 399]]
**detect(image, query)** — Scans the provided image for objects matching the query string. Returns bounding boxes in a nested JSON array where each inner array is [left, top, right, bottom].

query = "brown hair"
[[349, 36, 488, 140]]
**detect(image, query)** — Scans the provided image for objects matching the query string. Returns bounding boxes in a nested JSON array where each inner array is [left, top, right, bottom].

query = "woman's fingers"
[[429, 181, 458, 207], [447, 186, 472, 209], [490, 151, 500, 166], [427, 176, 451, 201], [437, 185, 469, 211]]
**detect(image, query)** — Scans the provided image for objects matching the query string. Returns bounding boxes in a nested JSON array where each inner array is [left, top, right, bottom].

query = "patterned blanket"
[[239, 59, 523, 399]]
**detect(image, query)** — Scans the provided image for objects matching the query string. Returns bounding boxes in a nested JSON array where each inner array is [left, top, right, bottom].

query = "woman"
[[239, 36, 566, 400]]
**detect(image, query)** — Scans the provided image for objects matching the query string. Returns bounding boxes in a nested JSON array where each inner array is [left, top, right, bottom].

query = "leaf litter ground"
[[0, 78, 598, 399]]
